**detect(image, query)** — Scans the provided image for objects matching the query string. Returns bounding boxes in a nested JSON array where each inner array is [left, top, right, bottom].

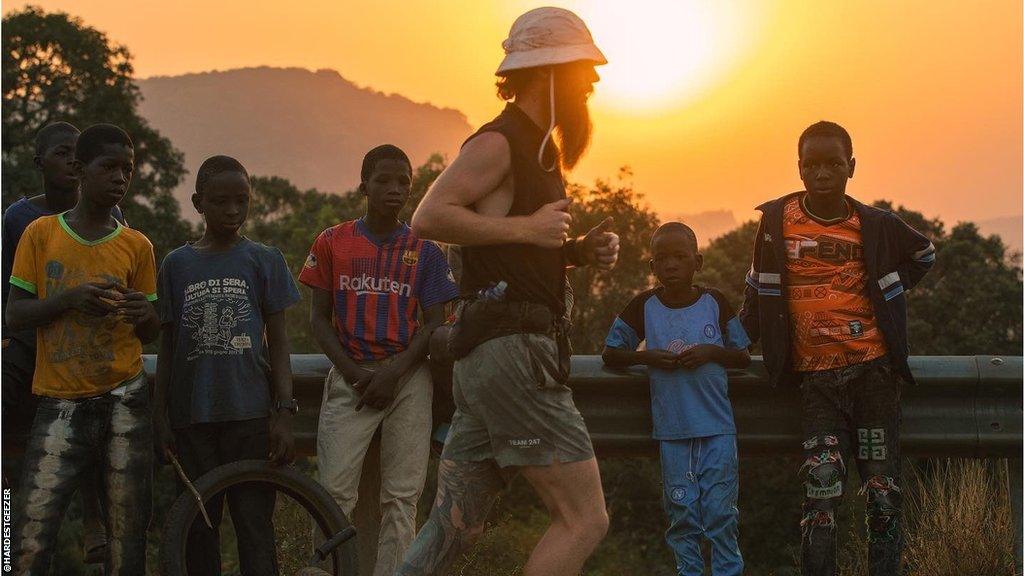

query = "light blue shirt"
[[605, 287, 751, 440]]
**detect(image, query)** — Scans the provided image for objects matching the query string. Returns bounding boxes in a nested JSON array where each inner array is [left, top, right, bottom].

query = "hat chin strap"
[[538, 70, 558, 173]]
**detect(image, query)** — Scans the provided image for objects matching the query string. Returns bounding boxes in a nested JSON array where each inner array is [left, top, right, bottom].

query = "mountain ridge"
[[136, 66, 473, 220]]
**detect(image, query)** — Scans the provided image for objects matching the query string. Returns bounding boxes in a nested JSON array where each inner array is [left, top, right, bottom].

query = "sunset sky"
[[6, 0, 1022, 225]]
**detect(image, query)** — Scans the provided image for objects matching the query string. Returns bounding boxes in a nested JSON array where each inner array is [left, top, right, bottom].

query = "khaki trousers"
[[317, 361, 432, 576]]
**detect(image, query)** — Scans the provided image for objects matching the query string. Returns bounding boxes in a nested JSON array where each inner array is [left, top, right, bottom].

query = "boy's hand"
[[154, 415, 177, 465], [113, 286, 156, 326], [60, 281, 122, 317], [580, 217, 620, 270], [642, 349, 683, 370], [269, 412, 295, 465], [677, 344, 720, 369], [345, 366, 375, 395], [356, 363, 403, 411]]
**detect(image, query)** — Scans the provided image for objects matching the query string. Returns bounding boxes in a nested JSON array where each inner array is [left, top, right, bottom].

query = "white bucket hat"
[[496, 7, 607, 76]]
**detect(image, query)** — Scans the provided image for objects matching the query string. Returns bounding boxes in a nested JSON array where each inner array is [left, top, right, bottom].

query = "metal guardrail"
[[143, 355, 1023, 458]]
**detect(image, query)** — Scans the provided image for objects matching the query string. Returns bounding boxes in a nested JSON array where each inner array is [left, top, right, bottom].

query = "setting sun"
[[573, 0, 761, 112]]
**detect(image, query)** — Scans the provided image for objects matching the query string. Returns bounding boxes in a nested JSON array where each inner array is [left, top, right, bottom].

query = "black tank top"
[[460, 104, 567, 315]]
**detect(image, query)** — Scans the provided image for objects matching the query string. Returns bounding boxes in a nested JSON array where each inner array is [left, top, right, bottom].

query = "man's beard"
[[553, 91, 592, 171]]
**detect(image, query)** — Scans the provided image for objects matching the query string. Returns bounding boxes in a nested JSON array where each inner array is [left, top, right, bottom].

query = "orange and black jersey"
[[740, 192, 935, 386], [782, 195, 887, 371]]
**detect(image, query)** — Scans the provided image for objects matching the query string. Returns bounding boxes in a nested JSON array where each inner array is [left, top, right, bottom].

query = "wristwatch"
[[276, 398, 299, 415]]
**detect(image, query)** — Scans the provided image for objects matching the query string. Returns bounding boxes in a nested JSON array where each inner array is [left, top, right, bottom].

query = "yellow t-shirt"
[[9, 213, 157, 398]]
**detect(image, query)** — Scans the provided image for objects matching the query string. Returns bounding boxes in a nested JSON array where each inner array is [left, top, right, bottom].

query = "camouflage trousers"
[[11, 373, 152, 576], [798, 356, 903, 576]]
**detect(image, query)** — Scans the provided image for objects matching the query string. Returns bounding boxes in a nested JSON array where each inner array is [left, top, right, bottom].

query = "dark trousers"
[[174, 418, 279, 576], [11, 374, 152, 576], [2, 338, 40, 482], [798, 356, 903, 576]]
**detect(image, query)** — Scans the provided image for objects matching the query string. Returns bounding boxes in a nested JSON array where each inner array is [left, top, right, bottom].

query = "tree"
[[2, 6, 192, 260], [402, 153, 447, 223], [567, 167, 661, 354], [870, 201, 1022, 355], [698, 219, 759, 307]]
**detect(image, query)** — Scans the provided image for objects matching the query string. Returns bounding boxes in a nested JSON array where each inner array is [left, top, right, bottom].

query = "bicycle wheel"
[[160, 459, 358, 575]]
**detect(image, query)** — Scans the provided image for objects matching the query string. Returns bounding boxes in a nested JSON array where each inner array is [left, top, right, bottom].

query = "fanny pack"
[[447, 299, 572, 384]]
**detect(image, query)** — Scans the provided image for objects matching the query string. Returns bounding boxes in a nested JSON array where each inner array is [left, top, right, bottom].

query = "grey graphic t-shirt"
[[158, 239, 300, 427]]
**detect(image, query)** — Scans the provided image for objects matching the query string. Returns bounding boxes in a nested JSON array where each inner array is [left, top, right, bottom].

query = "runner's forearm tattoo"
[[396, 459, 505, 575]]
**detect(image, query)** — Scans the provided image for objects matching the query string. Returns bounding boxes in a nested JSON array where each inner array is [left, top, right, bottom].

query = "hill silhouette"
[[137, 66, 472, 219]]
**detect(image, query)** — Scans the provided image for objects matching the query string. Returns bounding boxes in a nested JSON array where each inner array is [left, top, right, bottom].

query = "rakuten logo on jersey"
[[338, 274, 412, 297]]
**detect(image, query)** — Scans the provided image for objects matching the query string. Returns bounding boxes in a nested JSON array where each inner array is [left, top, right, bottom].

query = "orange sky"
[[6, 0, 1022, 224]]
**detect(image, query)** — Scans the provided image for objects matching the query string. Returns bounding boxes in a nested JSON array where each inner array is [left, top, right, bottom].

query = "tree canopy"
[[2, 6, 192, 260]]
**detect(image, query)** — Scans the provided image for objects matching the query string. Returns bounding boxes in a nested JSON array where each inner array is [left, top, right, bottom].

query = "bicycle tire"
[[160, 459, 358, 576]]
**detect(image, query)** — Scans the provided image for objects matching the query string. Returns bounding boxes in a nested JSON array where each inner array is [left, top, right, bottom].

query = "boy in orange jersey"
[[740, 121, 935, 576]]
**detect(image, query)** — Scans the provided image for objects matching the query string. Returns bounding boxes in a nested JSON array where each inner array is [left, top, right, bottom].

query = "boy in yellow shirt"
[[6, 124, 159, 575]]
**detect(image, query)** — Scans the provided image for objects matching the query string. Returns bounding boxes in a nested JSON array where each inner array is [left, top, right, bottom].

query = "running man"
[[397, 7, 619, 576]]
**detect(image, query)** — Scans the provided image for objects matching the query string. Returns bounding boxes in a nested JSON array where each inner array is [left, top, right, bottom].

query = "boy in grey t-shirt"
[[153, 156, 300, 576]]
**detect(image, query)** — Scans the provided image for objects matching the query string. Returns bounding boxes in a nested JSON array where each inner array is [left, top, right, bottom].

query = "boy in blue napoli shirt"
[[154, 155, 301, 576], [603, 222, 751, 576]]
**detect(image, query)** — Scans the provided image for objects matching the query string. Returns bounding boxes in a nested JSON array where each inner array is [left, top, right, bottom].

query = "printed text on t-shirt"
[[338, 273, 412, 297], [182, 278, 254, 360]]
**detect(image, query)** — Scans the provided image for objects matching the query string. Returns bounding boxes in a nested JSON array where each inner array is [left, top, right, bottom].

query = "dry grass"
[[196, 458, 1020, 576], [838, 526, 871, 576], [833, 458, 1017, 576], [902, 459, 1016, 576]]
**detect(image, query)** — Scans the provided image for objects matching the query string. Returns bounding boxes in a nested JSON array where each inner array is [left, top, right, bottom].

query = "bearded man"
[[397, 7, 620, 576]]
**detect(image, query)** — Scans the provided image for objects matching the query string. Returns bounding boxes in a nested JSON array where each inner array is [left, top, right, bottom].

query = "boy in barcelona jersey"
[[300, 145, 458, 576]]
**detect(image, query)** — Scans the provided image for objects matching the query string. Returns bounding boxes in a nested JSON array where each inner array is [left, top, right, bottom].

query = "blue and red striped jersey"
[[299, 219, 458, 361]]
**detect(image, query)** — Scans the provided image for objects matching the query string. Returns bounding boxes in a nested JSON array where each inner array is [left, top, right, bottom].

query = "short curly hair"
[[75, 124, 132, 164], [34, 122, 79, 156], [195, 155, 249, 195], [360, 144, 410, 183], [798, 121, 853, 159]]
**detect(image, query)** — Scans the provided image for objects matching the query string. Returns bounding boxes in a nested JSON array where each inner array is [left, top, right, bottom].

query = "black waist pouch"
[[448, 299, 572, 384]]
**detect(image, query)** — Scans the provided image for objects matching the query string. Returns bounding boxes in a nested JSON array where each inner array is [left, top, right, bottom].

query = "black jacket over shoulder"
[[739, 192, 935, 387]]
